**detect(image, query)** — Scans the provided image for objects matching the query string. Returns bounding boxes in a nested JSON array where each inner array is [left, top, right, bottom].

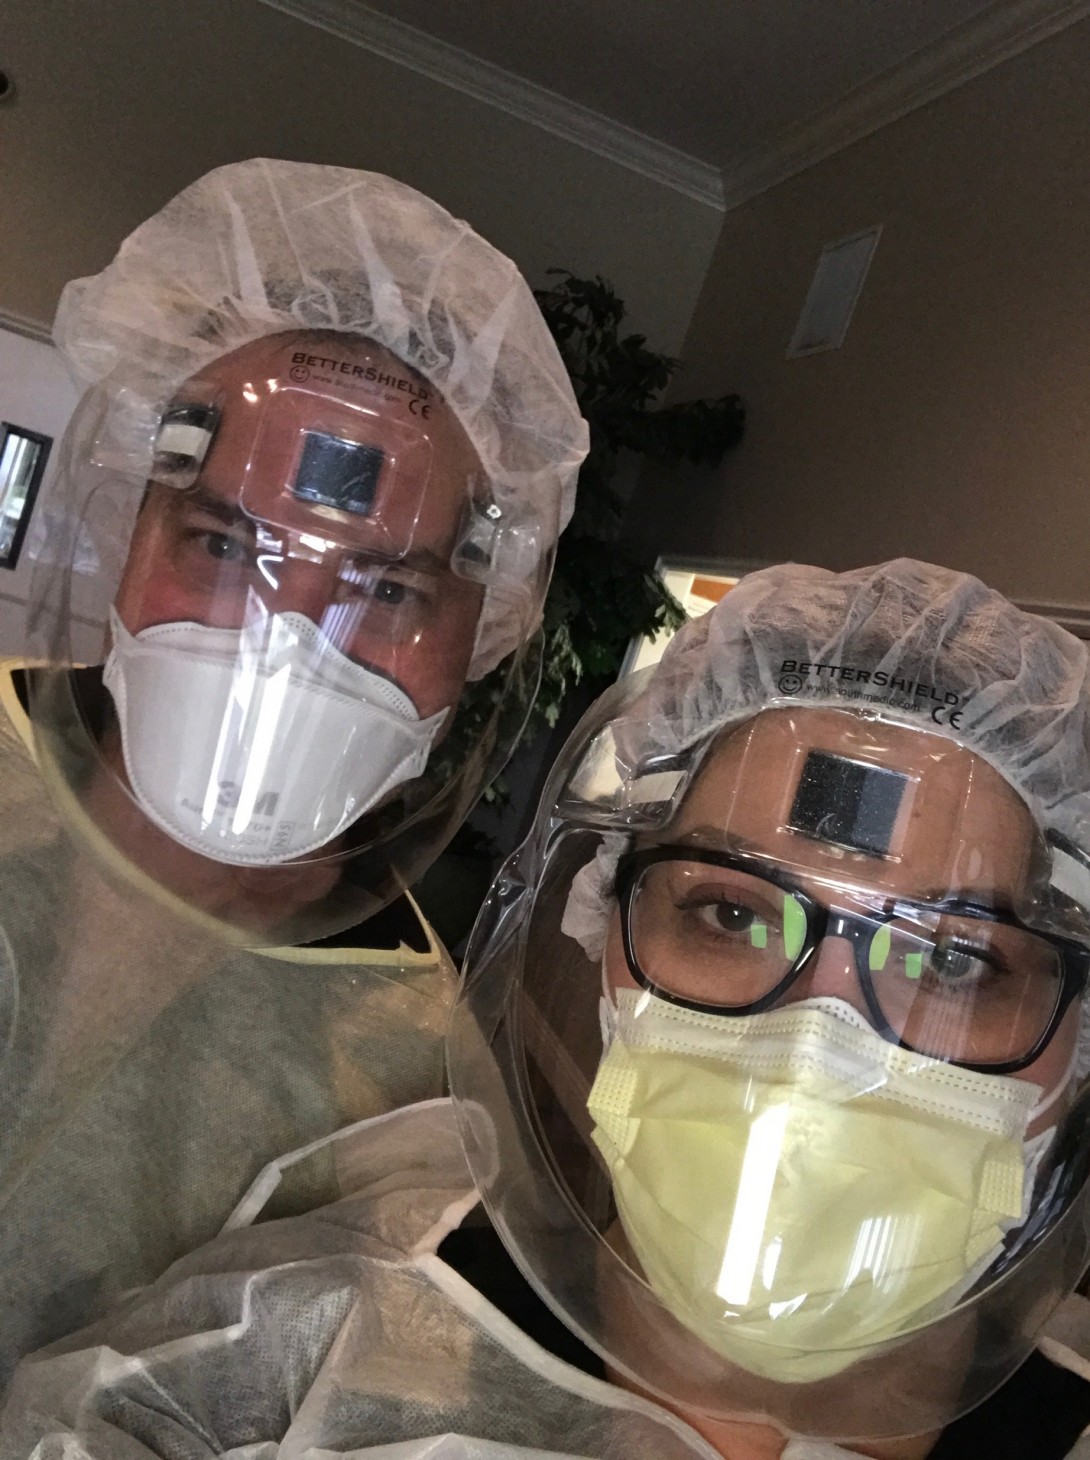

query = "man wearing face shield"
[[7, 560, 1090, 1460], [37, 158, 587, 939], [0, 159, 586, 1389]]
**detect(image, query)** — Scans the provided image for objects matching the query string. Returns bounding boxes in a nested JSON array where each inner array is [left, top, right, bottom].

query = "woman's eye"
[[689, 899, 757, 935], [926, 941, 998, 985]]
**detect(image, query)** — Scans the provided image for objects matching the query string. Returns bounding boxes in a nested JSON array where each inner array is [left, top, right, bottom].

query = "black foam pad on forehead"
[[788, 750, 908, 856], [292, 430, 384, 516]]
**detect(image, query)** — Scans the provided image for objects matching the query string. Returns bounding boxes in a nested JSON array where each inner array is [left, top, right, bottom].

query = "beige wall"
[[1, 0, 719, 355], [629, 20, 1090, 610]]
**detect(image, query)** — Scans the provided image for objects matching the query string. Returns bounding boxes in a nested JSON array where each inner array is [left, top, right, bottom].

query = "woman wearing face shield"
[[452, 557, 1090, 1458], [7, 560, 1090, 1460], [0, 159, 587, 1391]]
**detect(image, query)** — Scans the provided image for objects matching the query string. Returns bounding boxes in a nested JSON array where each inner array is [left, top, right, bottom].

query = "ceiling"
[[257, 0, 1090, 207], [349, 0, 995, 167], [3, 0, 1087, 347]]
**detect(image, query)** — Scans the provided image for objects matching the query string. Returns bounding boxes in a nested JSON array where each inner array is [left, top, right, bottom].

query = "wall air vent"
[[787, 225, 882, 358]]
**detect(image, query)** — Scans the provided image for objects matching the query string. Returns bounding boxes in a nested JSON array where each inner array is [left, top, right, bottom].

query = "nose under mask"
[[103, 609, 448, 866], [588, 991, 1048, 1384]]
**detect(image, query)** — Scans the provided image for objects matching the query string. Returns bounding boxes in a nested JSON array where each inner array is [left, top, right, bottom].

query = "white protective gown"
[[10, 1098, 1089, 1460], [0, 1100, 723, 1460]]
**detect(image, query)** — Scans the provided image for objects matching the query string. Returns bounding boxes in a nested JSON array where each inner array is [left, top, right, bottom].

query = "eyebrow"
[[169, 483, 249, 528], [341, 544, 450, 575], [675, 824, 1018, 909], [912, 887, 1018, 914], [172, 486, 451, 574], [677, 825, 765, 857]]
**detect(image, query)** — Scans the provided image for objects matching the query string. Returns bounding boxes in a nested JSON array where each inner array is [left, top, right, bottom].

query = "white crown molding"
[[1015, 598, 1090, 639], [720, 0, 1090, 211], [255, 0, 725, 210], [0, 306, 52, 345]]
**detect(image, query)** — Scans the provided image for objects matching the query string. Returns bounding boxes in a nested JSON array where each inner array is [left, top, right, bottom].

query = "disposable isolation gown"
[[0, 671, 456, 1391], [5, 1098, 1090, 1460]]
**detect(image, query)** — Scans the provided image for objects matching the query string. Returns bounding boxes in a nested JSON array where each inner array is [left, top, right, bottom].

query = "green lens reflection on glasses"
[[783, 894, 807, 962], [869, 923, 892, 973]]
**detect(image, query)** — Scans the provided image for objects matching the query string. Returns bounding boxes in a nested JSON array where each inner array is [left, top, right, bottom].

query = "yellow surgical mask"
[[588, 990, 1042, 1384]]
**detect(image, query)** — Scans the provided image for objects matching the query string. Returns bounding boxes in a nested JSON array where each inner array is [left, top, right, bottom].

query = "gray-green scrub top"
[[0, 677, 456, 1391]]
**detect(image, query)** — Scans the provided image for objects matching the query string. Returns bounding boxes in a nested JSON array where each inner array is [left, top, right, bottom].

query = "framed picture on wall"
[[0, 423, 52, 571]]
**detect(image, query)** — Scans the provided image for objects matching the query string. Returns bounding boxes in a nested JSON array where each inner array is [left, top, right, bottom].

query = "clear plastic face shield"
[[28, 333, 545, 943], [448, 676, 1090, 1444]]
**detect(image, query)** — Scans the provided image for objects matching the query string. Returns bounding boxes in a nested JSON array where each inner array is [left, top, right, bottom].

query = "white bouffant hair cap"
[[53, 158, 589, 676]]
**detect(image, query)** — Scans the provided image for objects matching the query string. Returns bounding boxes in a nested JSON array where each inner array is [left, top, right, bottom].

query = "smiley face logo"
[[289, 364, 310, 383], [778, 673, 803, 694]]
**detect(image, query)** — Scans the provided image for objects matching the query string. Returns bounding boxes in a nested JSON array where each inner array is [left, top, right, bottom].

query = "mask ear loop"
[[1014, 1039, 1083, 1227], [599, 950, 619, 1052]]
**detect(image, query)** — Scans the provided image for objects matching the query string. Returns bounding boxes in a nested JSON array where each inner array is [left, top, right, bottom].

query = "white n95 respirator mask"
[[103, 609, 448, 866], [588, 990, 1046, 1384]]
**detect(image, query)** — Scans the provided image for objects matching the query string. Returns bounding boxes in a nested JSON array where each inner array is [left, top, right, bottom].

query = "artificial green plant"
[[526, 270, 744, 744]]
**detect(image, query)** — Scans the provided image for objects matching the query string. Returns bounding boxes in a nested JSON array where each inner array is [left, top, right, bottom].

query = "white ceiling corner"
[[719, 0, 1090, 210], [255, 0, 727, 210], [259, 0, 1090, 217]]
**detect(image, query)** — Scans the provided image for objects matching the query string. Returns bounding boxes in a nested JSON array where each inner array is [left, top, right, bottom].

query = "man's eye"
[[200, 531, 252, 565], [339, 570, 430, 608], [372, 577, 410, 606]]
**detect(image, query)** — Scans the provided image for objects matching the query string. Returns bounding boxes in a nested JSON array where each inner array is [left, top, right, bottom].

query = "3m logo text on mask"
[[215, 781, 281, 817]]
